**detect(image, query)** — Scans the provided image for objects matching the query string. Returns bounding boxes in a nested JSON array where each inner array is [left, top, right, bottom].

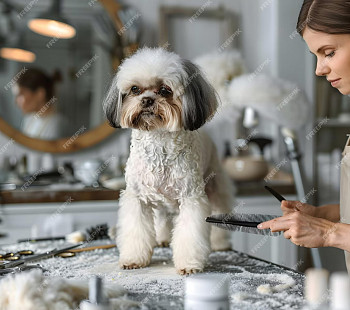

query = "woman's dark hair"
[[297, 0, 350, 36], [17, 68, 62, 101]]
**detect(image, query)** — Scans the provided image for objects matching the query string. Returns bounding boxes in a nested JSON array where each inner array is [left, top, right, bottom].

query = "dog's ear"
[[179, 60, 218, 131], [103, 75, 123, 128]]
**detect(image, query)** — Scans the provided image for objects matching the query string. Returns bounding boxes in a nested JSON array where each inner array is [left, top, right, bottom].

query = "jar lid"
[[185, 274, 229, 300]]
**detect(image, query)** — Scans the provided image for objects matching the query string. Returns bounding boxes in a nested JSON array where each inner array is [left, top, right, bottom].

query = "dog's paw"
[[118, 254, 151, 270], [157, 241, 170, 247], [177, 267, 203, 275], [119, 262, 147, 270]]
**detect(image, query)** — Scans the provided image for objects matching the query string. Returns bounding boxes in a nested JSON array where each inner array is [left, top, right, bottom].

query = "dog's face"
[[103, 47, 218, 132], [119, 78, 182, 131]]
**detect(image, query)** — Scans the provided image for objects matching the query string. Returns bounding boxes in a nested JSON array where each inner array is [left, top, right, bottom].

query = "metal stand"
[[282, 128, 322, 269]]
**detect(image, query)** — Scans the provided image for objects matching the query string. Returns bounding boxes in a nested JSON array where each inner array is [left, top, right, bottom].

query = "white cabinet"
[[0, 200, 118, 245]]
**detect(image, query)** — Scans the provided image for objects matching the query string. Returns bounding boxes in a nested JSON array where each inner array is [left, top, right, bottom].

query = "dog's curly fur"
[[103, 47, 234, 275]]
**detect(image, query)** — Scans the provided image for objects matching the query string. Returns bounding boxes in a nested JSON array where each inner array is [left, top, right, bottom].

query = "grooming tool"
[[206, 214, 281, 236], [58, 244, 116, 258], [18, 236, 66, 243], [0, 264, 46, 277], [17, 223, 110, 244], [264, 186, 286, 202], [0, 243, 82, 269], [56, 252, 76, 258], [1, 253, 20, 262], [0, 250, 35, 261], [69, 244, 116, 253], [80, 276, 112, 310]]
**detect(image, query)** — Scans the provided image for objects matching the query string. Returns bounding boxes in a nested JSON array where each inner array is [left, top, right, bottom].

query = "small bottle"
[[17, 154, 28, 177], [330, 272, 350, 310], [304, 268, 329, 310], [185, 274, 230, 310], [223, 141, 232, 158], [80, 277, 111, 310]]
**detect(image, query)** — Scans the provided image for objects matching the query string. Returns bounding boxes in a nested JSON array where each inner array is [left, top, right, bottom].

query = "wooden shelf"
[[0, 187, 120, 204], [316, 118, 350, 128]]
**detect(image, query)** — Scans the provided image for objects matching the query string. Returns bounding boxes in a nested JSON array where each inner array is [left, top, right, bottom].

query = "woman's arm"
[[315, 204, 340, 222], [325, 222, 350, 252]]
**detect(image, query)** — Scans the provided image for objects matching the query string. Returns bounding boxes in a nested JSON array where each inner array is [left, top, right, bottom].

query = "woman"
[[258, 0, 350, 273], [14, 68, 65, 140]]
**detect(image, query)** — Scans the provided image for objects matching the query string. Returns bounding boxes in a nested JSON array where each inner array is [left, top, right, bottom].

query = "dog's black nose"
[[141, 97, 154, 107]]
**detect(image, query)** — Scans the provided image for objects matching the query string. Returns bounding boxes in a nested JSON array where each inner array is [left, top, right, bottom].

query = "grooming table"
[[0, 240, 305, 309]]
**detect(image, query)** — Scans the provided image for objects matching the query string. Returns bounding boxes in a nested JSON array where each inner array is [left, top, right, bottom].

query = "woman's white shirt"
[[22, 112, 66, 140]]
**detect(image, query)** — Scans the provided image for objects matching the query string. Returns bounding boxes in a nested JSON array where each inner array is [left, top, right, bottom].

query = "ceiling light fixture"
[[28, 0, 76, 39]]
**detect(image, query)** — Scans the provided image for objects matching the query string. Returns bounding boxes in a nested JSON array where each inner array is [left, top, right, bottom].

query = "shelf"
[[0, 187, 120, 204], [315, 118, 350, 128]]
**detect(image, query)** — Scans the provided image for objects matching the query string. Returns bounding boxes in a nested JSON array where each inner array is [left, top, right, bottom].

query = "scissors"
[[0, 264, 47, 276], [0, 243, 83, 270], [0, 250, 34, 262]]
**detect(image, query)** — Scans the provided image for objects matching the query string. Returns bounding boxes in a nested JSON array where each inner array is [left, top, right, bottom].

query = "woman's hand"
[[280, 200, 318, 217], [258, 211, 337, 248]]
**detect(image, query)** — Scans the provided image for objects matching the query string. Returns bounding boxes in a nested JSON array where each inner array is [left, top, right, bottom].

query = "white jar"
[[304, 268, 329, 310], [185, 274, 230, 310], [330, 272, 350, 310]]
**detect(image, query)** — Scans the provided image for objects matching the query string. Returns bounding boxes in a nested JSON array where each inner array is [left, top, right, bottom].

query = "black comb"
[[206, 213, 281, 236]]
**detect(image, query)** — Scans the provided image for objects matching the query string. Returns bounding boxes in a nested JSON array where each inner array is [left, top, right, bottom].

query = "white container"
[[304, 268, 329, 310], [42, 153, 56, 171], [185, 274, 230, 310], [330, 272, 350, 310]]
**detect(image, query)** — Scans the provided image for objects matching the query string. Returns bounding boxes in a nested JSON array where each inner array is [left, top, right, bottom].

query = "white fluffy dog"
[[103, 47, 234, 275]]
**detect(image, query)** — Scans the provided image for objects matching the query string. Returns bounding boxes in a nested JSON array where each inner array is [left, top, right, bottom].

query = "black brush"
[[205, 213, 281, 236]]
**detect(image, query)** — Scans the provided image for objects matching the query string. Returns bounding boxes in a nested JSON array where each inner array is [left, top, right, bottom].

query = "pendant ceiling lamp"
[[0, 47, 35, 63], [28, 0, 76, 39], [0, 30, 36, 63]]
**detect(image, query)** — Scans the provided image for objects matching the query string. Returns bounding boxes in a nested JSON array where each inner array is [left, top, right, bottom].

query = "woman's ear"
[[180, 60, 218, 131], [35, 87, 47, 103], [103, 76, 123, 128]]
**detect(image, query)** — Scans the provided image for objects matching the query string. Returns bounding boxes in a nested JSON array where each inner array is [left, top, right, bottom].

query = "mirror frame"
[[0, 0, 128, 153]]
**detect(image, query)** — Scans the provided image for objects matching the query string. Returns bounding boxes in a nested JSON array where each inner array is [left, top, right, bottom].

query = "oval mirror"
[[0, 0, 130, 153]]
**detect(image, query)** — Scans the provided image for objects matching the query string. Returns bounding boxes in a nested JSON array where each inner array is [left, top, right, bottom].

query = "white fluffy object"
[[227, 74, 311, 130], [194, 49, 246, 99], [194, 50, 246, 140], [0, 270, 126, 310]]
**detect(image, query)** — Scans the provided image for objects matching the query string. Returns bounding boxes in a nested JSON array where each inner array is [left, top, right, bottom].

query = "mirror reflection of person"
[[259, 0, 350, 273], [14, 68, 65, 140]]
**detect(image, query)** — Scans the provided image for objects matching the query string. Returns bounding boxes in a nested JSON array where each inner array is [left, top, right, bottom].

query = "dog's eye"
[[158, 86, 172, 97], [131, 86, 141, 95]]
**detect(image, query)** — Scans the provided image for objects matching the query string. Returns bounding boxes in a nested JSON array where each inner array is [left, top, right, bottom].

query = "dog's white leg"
[[172, 196, 211, 275], [117, 189, 156, 269], [154, 208, 172, 247]]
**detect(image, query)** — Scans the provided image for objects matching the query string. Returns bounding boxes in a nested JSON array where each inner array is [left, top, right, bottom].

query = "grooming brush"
[[67, 223, 110, 243], [18, 224, 110, 244], [206, 213, 281, 236]]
